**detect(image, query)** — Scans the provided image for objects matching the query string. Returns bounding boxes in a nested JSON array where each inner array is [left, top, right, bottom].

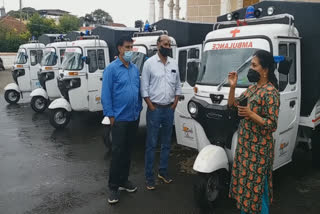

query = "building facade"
[[0, 7, 5, 18], [186, 0, 320, 23]]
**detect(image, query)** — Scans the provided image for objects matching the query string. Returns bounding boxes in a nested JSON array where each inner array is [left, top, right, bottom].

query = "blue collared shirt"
[[101, 58, 142, 121], [140, 54, 181, 104]]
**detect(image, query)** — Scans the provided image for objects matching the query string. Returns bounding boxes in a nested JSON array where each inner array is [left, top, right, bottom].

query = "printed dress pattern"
[[229, 82, 280, 214]]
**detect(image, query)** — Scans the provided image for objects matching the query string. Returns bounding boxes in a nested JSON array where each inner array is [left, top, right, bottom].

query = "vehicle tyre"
[[31, 96, 48, 113], [4, 90, 20, 104], [193, 172, 221, 211], [312, 125, 320, 169], [49, 108, 71, 129]]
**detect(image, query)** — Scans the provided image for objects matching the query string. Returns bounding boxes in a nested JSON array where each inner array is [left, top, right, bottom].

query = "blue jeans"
[[145, 106, 174, 182], [241, 175, 269, 214]]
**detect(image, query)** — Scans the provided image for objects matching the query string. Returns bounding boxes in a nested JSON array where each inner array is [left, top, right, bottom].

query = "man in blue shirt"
[[101, 36, 142, 204], [140, 35, 181, 190]]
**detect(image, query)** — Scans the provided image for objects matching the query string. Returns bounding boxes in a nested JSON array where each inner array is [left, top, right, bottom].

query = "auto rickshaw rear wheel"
[[31, 96, 48, 113], [4, 90, 20, 104], [49, 108, 71, 129]]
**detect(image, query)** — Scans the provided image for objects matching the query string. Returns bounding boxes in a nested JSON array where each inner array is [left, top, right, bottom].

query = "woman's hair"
[[253, 50, 279, 89]]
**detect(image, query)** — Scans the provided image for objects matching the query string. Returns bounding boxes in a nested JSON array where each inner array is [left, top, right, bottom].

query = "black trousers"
[[108, 120, 139, 191]]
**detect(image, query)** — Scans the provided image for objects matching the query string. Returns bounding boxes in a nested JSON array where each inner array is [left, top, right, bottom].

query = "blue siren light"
[[245, 6, 255, 19]]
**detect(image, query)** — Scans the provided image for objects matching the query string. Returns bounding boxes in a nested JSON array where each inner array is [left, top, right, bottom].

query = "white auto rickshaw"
[[48, 37, 109, 128], [30, 41, 70, 112], [4, 42, 45, 104], [175, 1, 320, 209]]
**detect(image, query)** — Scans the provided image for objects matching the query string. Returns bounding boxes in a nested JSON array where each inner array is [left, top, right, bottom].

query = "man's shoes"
[[146, 180, 156, 190], [119, 181, 137, 193], [108, 189, 120, 204], [158, 173, 173, 184]]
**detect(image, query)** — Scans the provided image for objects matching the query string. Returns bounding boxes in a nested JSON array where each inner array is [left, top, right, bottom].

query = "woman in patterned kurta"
[[228, 50, 280, 214]]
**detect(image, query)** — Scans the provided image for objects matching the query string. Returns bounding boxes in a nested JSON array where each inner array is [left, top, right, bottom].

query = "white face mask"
[[123, 51, 133, 62]]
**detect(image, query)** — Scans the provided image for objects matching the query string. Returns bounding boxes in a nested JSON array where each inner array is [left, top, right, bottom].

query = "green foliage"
[[26, 13, 59, 38], [2, 8, 113, 52], [59, 14, 80, 33], [7, 7, 37, 20], [92, 9, 113, 24], [0, 23, 30, 52], [83, 9, 113, 26]]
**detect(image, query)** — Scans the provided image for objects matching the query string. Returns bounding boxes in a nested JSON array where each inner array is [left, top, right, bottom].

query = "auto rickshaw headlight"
[[188, 101, 198, 116]]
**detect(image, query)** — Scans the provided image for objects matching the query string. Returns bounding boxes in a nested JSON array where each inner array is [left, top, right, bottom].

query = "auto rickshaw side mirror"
[[274, 56, 292, 75], [82, 56, 90, 65], [54, 54, 58, 64]]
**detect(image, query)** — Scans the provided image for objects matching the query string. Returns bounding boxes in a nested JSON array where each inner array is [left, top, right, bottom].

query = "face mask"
[[159, 46, 172, 58], [247, 68, 261, 82], [123, 51, 133, 62]]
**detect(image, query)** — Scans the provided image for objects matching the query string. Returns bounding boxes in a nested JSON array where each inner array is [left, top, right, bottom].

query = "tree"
[[84, 13, 94, 26], [79, 16, 85, 27], [0, 23, 30, 52], [135, 20, 144, 28], [92, 9, 113, 24], [83, 9, 113, 26], [59, 14, 80, 33], [7, 7, 37, 20], [26, 13, 58, 38]]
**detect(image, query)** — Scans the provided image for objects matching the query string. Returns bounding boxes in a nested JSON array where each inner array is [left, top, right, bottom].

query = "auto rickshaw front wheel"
[[31, 96, 48, 113], [4, 90, 20, 104], [193, 171, 228, 212], [49, 108, 70, 129]]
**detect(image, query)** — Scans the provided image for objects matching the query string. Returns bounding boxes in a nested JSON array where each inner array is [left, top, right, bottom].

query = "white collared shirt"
[[140, 53, 181, 105]]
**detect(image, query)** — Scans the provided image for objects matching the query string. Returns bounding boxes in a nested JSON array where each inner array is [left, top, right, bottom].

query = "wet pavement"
[[0, 70, 320, 214]]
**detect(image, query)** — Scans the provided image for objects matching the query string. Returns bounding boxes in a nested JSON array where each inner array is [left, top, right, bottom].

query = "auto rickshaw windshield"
[[15, 49, 27, 64], [41, 48, 57, 66], [131, 51, 146, 74], [197, 48, 259, 88], [62, 49, 83, 70]]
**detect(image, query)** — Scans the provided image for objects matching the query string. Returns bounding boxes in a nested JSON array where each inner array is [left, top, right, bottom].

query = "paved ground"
[[0, 71, 319, 214]]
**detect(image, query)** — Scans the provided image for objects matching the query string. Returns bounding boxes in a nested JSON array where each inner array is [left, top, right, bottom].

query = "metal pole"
[[149, 0, 155, 23], [168, 0, 174, 20], [158, 0, 165, 21], [19, 0, 22, 22]]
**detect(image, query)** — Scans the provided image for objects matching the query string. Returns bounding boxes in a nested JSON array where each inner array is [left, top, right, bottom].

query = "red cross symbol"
[[231, 29, 240, 37]]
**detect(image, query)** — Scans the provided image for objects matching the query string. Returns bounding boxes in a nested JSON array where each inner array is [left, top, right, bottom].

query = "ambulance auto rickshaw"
[[48, 38, 109, 129], [30, 41, 70, 112], [4, 42, 45, 104]]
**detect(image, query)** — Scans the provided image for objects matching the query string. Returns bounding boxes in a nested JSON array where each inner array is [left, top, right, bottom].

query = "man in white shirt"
[[140, 35, 181, 190]]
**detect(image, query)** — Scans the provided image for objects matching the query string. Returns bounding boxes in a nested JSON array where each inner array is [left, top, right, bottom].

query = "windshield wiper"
[[217, 55, 253, 91]]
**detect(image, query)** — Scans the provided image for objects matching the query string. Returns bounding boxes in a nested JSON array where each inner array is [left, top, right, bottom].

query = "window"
[[187, 61, 199, 87], [37, 50, 43, 64], [97, 49, 106, 70], [278, 42, 297, 91], [87, 50, 98, 73], [178, 50, 187, 82], [60, 49, 66, 64], [30, 50, 43, 66], [278, 44, 288, 92], [188, 48, 200, 59], [243, 0, 259, 7], [289, 43, 297, 84], [30, 50, 38, 66]]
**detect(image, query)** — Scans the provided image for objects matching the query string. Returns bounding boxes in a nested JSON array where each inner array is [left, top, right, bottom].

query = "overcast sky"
[[4, 0, 187, 27]]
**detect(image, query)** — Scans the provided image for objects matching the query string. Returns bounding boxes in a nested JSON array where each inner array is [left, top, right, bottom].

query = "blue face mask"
[[123, 51, 133, 62]]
